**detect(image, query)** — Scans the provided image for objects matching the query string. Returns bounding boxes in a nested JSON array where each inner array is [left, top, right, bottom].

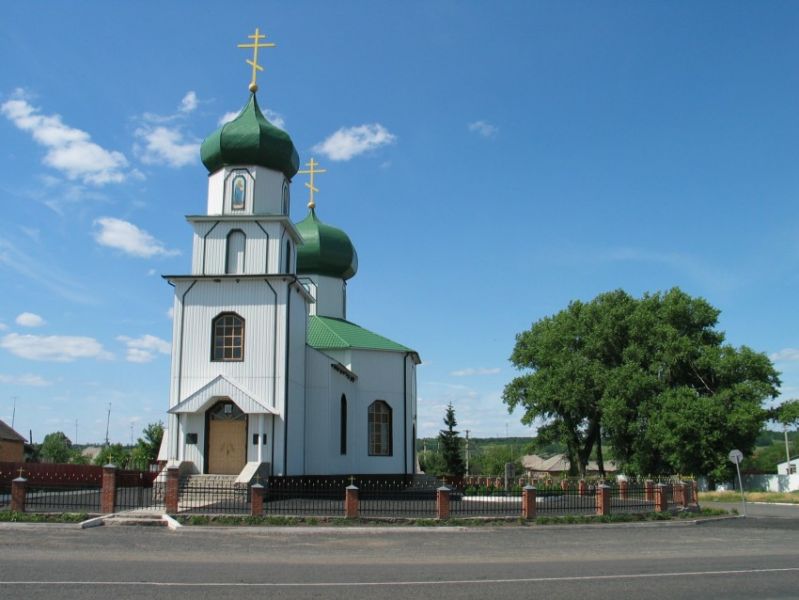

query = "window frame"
[[368, 400, 392, 457], [211, 312, 245, 362], [340, 394, 347, 455]]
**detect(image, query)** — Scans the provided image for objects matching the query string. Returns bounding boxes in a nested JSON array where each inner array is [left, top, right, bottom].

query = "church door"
[[206, 400, 247, 475]]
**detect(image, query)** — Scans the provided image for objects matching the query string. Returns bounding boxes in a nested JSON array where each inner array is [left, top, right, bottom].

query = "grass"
[[699, 490, 799, 504], [174, 508, 730, 527], [0, 511, 89, 523]]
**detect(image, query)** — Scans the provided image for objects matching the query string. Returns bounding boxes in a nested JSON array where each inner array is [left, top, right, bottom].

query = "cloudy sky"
[[1, 2, 798, 444]]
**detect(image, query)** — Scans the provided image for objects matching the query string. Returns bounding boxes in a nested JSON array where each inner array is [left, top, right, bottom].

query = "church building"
[[162, 55, 419, 480]]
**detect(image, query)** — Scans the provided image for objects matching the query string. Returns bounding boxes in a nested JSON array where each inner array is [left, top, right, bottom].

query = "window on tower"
[[232, 175, 246, 210], [284, 239, 292, 273], [211, 313, 245, 361], [282, 180, 289, 214], [226, 230, 246, 274], [368, 400, 392, 456], [340, 394, 347, 455]]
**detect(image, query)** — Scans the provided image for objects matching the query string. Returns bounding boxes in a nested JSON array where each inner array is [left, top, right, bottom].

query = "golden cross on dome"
[[297, 158, 327, 209], [238, 27, 276, 93]]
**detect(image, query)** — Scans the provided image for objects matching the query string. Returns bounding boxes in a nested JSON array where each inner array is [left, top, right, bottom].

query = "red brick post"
[[437, 485, 450, 520], [595, 484, 611, 516], [645, 480, 655, 503], [522, 485, 537, 520], [345, 484, 359, 519], [619, 479, 628, 500], [251, 483, 265, 517], [165, 466, 180, 514], [688, 480, 698, 505], [10, 476, 27, 513], [560, 479, 570, 492], [655, 483, 668, 513], [673, 482, 686, 507], [101, 464, 117, 514], [578, 480, 587, 497]]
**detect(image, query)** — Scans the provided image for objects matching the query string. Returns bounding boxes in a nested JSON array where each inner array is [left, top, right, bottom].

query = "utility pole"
[[75, 419, 78, 445], [105, 402, 111, 446], [465, 429, 470, 476], [11, 396, 17, 429], [130, 423, 134, 446], [785, 423, 792, 468]]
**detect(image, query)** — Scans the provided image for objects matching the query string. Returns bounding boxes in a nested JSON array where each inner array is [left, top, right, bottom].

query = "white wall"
[[207, 165, 287, 216]]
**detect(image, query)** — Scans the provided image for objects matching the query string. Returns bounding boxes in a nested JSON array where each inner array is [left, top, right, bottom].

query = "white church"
[[161, 78, 420, 480]]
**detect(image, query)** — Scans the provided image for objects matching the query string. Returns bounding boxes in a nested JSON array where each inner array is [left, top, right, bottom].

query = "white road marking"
[[2, 567, 799, 587]]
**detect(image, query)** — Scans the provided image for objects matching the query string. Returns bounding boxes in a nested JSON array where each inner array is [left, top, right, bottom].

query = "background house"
[[0, 420, 26, 463]]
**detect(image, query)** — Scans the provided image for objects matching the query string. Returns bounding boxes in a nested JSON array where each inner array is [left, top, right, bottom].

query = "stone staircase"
[[180, 474, 242, 490], [178, 474, 249, 508]]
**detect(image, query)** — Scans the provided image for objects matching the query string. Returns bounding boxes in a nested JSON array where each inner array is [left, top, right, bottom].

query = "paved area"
[[1, 514, 797, 599]]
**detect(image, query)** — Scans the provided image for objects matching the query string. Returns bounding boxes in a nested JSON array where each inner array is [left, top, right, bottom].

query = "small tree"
[[40, 432, 73, 463], [94, 443, 131, 467], [130, 421, 164, 470], [438, 403, 466, 477]]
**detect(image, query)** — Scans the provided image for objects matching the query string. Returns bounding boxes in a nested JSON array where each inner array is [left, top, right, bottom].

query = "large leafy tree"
[[40, 432, 73, 464], [438, 403, 466, 477], [503, 288, 780, 480]]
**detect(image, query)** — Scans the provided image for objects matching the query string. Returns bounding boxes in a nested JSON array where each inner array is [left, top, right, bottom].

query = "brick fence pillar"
[[165, 466, 180, 514], [345, 484, 359, 519], [437, 485, 450, 520], [251, 483, 264, 517], [101, 464, 117, 514], [560, 479, 570, 493], [688, 480, 698, 505], [619, 479, 628, 500], [10, 477, 27, 513], [595, 484, 611, 516], [655, 483, 668, 512], [645, 480, 655, 503], [578, 480, 587, 497], [673, 482, 686, 507], [522, 485, 536, 520]]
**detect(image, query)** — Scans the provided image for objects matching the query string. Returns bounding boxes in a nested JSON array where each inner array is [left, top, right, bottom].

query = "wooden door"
[[208, 419, 246, 474]]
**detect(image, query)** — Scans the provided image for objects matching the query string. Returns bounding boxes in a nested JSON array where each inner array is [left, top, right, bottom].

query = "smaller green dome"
[[296, 208, 358, 280], [200, 94, 299, 179]]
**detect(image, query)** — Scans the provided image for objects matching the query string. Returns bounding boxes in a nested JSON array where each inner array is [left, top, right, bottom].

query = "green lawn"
[[699, 490, 799, 504]]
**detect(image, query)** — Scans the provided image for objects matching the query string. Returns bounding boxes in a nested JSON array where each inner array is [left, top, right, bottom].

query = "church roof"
[[296, 208, 358, 280], [200, 93, 299, 179], [308, 316, 416, 357]]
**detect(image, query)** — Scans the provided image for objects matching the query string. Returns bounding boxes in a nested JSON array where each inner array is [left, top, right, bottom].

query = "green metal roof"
[[295, 208, 358, 280], [200, 93, 299, 178], [308, 316, 413, 353]]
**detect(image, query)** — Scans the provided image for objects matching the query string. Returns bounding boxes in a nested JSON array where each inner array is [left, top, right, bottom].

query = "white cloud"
[[117, 334, 170, 363], [770, 348, 799, 363], [0, 323, 7, 331], [313, 124, 396, 161], [0, 373, 53, 386], [449, 367, 501, 377], [15, 312, 45, 327], [468, 120, 498, 138], [218, 107, 285, 129], [1, 92, 129, 185], [93, 217, 179, 258], [179, 91, 198, 113], [1, 333, 111, 362], [134, 125, 198, 168]]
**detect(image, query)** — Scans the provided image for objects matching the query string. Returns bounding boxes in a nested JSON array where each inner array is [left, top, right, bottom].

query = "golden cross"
[[297, 158, 327, 209], [17, 467, 25, 478], [237, 27, 276, 93]]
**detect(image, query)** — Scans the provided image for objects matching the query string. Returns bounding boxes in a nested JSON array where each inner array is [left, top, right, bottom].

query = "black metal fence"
[[176, 481, 250, 515], [263, 477, 346, 517], [24, 486, 101, 513], [360, 478, 437, 518]]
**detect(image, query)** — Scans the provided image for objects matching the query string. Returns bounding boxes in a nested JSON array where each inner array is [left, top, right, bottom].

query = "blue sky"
[[1, 2, 798, 444]]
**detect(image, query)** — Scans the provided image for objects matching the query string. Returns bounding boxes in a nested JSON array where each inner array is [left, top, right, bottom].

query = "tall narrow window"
[[282, 180, 289, 214], [226, 230, 246, 274], [368, 400, 392, 456], [232, 175, 246, 210], [212, 313, 244, 361], [284, 239, 292, 273], [340, 394, 347, 455]]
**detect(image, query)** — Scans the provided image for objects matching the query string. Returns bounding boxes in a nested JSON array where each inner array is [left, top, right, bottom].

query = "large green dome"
[[200, 94, 299, 179], [296, 208, 358, 280]]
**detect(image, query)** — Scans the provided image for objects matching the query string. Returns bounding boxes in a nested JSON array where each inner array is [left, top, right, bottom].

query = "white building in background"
[[161, 89, 419, 480]]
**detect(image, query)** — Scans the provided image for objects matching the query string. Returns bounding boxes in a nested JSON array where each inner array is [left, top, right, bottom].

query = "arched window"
[[212, 313, 244, 361], [281, 180, 290, 214], [340, 394, 347, 455], [226, 230, 246, 274], [231, 174, 246, 210], [368, 400, 392, 456], [284, 239, 292, 273]]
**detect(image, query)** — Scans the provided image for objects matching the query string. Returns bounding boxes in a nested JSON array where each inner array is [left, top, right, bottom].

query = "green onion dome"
[[296, 208, 358, 280], [200, 94, 299, 179]]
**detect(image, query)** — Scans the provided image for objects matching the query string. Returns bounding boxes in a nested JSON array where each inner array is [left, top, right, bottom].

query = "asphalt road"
[[1, 514, 798, 600]]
